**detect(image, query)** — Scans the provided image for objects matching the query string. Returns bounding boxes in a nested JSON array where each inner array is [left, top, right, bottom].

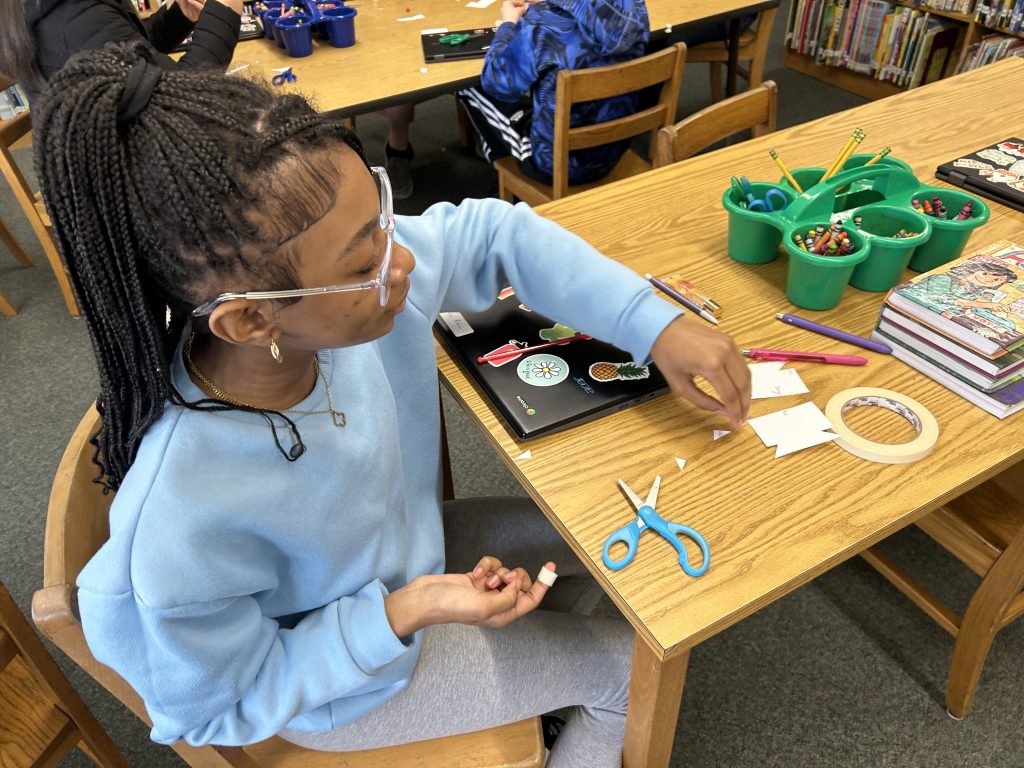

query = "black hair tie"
[[117, 59, 163, 129]]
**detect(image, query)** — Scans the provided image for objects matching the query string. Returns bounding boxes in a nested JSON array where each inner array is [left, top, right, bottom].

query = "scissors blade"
[[645, 475, 661, 508], [616, 479, 644, 511]]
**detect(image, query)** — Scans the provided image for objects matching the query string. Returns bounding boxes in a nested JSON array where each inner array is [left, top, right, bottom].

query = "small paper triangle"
[[675, 458, 687, 471], [516, 450, 532, 461], [713, 430, 731, 441]]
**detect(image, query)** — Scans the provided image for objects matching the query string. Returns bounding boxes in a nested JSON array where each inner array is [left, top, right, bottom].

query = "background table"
[[231, 0, 778, 115], [436, 56, 1024, 767]]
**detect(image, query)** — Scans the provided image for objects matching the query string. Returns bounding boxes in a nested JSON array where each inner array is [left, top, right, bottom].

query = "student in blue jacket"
[[35, 41, 749, 767], [459, 0, 650, 185]]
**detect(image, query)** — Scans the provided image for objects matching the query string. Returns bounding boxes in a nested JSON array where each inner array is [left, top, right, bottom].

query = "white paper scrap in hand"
[[713, 429, 730, 440], [537, 566, 558, 587], [516, 450, 532, 461], [749, 361, 810, 399], [748, 402, 838, 458], [675, 457, 687, 471]]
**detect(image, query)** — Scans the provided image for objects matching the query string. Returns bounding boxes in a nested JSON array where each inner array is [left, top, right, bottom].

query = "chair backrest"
[[1, 577, 130, 767], [653, 79, 777, 168], [0, 88, 80, 315], [549, 42, 686, 199]]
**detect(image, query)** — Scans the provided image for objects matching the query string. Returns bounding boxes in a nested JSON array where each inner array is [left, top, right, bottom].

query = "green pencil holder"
[[722, 182, 798, 264], [847, 204, 931, 292], [723, 161, 989, 310], [782, 223, 868, 310], [906, 187, 990, 272]]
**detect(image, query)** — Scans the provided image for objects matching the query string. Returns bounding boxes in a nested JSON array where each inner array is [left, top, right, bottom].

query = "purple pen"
[[775, 312, 892, 354]]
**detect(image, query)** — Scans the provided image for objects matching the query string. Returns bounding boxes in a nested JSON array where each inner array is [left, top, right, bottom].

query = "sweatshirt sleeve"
[[170, 2, 241, 70], [143, 3, 195, 53], [480, 21, 540, 103], [78, 580, 413, 746], [400, 198, 682, 364]]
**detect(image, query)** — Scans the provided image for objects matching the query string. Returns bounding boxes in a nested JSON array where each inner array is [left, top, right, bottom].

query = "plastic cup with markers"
[[276, 13, 314, 57], [847, 204, 931, 292]]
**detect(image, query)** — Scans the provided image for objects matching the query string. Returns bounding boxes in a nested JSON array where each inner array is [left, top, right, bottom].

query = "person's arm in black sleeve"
[[143, 3, 197, 54], [171, 1, 242, 70]]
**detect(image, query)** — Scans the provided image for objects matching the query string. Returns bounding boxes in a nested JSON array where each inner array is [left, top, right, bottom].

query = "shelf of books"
[[785, 0, 1024, 101], [873, 240, 1024, 419]]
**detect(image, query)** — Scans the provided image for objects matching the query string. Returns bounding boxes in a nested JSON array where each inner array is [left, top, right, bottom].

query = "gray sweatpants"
[[279, 497, 634, 767]]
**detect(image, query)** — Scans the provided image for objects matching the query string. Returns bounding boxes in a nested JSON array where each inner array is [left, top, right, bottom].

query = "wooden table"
[[436, 56, 1024, 767], [230, 0, 778, 115]]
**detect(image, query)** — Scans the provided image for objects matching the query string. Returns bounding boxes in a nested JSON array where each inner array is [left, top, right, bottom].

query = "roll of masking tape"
[[825, 387, 939, 464]]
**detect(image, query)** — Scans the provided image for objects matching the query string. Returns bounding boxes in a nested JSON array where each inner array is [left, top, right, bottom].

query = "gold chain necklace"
[[184, 334, 346, 427]]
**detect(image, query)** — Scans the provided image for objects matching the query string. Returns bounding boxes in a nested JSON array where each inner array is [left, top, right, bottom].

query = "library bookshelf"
[[784, 0, 1024, 100]]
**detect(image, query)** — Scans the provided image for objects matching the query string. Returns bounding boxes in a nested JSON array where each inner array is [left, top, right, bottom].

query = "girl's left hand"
[[176, 0, 206, 21]]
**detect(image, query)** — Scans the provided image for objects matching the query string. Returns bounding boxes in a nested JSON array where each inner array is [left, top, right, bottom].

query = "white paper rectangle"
[[466, 0, 497, 7], [748, 402, 834, 450], [397, 13, 425, 21], [749, 361, 810, 400], [438, 312, 474, 337]]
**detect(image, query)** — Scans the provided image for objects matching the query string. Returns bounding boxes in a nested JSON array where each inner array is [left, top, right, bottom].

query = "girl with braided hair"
[[35, 41, 749, 765]]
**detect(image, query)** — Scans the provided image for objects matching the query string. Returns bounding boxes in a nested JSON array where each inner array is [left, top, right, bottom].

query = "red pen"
[[741, 348, 868, 366]]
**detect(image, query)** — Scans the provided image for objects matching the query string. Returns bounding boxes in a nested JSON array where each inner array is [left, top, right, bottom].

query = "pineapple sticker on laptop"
[[589, 361, 651, 382]]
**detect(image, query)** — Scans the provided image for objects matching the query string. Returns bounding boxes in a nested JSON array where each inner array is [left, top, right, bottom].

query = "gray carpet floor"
[[1, 4, 1021, 765]]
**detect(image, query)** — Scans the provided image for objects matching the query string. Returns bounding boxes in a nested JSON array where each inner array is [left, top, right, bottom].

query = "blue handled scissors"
[[731, 175, 788, 212], [602, 476, 710, 576], [272, 67, 297, 86]]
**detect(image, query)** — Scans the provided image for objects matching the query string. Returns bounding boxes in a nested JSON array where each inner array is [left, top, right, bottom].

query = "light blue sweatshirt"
[[77, 199, 682, 747]]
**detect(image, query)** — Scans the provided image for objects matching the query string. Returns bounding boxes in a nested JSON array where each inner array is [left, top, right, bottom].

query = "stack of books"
[[873, 240, 1024, 418]]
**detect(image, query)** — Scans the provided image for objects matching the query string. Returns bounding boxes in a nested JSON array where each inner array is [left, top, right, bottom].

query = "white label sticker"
[[438, 312, 474, 337]]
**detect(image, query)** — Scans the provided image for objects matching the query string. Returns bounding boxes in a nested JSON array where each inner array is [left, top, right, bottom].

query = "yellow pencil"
[[820, 128, 865, 182], [769, 148, 804, 193], [863, 146, 892, 166]]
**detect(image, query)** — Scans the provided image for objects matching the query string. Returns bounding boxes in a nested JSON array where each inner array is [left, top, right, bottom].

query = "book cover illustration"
[[893, 241, 1024, 349]]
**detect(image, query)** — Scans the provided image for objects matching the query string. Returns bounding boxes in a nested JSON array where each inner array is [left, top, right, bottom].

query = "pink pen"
[[742, 348, 868, 366]]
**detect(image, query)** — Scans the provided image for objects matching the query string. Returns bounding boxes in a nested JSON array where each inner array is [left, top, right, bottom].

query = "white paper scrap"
[[675, 457, 687, 471], [747, 402, 838, 458], [420, 27, 448, 34], [713, 430, 731, 440], [438, 312, 473, 337], [516, 450, 532, 461], [398, 13, 425, 21], [466, 0, 497, 7], [749, 361, 810, 399]]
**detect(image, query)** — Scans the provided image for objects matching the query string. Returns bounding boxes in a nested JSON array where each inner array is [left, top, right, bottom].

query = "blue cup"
[[322, 6, 357, 48], [313, 1, 342, 39], [262, 7, 284, 42], [276, 14, 314, 57]]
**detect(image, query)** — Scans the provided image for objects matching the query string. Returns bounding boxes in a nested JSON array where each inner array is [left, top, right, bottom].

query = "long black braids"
[[33, 41, 369, 491]]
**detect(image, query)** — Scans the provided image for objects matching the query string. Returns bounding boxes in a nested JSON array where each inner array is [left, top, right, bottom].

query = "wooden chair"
[[1, 579, 129, 767], [1, 211, 33, 316], [652, 80, 777, 168], [32, 406, 545, 768], [685, 8, 778, 104], [0, 76, 79, 316], [860, 463, 1024, 719], [494, 42, 686, 205]]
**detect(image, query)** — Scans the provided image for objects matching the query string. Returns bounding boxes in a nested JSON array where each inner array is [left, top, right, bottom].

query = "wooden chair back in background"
[[0, 75, 80, 316], [1, 578, 129, 767], [653, 79, 777, 168], [495, 42, 687, 205], [861, 464, 1024, 719], [685, 7, 779, 104]]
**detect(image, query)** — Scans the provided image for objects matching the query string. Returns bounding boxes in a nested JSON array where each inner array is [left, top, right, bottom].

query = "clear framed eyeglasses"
[[191, 165, 395, 317]]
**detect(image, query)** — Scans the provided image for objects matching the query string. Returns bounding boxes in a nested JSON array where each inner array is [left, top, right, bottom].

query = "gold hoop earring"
[[270, 338, 283, 364]]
